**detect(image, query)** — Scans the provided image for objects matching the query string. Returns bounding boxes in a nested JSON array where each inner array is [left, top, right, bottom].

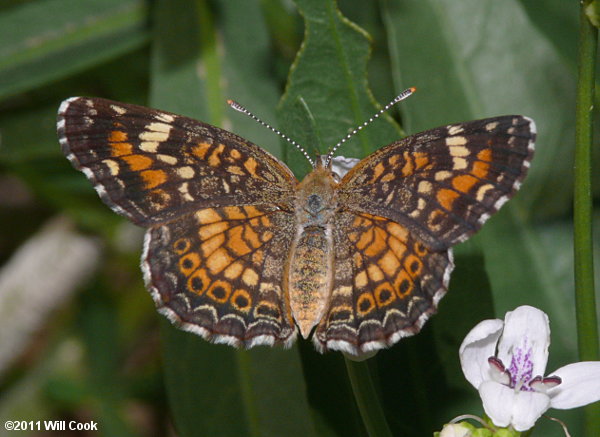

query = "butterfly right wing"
[[314, 211, 453, 355], [338, 116, 535, 250], [58, 97, 297, 227]]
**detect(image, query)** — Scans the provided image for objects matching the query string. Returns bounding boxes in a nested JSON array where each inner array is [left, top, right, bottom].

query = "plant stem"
[[574, 1, 599, 434], [344, 357, 393, 437]]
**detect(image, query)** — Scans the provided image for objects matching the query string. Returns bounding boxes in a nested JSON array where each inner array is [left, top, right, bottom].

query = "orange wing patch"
[[348, 213, 425, 311], [168, 206, 286, 314]]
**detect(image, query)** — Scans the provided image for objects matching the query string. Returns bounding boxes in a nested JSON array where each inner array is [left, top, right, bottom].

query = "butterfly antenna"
[[227, 99, 315, 167], [324, 87, 416, 167]]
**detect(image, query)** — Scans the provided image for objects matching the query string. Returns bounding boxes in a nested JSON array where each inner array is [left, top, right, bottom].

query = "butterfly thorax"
[[293, 164, 339, 225], [286, 165, 339, 338]]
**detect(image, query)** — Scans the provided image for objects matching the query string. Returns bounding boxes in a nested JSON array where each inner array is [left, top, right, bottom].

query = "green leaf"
[[0, 0, 149, 100], [277, 1, 419, 436], [278, 0, 402, 177], [381, 0, 575, 220]]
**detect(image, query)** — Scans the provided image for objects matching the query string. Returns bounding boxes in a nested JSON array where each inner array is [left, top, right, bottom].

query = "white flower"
[[459, 305, 600, 431]]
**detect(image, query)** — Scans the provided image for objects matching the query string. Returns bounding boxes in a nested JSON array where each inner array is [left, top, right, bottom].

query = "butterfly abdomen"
[[286, 226, 334, 338], [286, 165, 339, 338]]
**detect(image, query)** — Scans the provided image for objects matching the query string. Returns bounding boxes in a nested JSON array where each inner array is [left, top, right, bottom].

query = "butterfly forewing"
[[338, 116, 535, 250], [58, 97, 296, 227]]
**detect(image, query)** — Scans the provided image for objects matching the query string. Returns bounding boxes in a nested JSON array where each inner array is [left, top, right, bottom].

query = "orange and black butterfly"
[[58, 94, 534, 356]]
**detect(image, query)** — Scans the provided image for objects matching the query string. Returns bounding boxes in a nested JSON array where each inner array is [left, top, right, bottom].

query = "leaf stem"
[[574, 1, 599, 433], [344, 357, 393, 437]]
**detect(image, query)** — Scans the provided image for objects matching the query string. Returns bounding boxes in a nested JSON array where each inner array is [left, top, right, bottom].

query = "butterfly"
[[57, 94, 535, 356]]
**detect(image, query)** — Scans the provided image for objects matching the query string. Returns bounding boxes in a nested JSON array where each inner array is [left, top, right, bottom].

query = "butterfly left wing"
[[143, 205, 297, 347], [58, 97, 300, 347], [337, 116, 535, 250], [58, 97, 296, 227]]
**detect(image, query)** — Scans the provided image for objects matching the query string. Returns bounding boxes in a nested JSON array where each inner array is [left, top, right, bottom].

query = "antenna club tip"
[[227, 99, 245, 113], [409, 86, 417, 93]]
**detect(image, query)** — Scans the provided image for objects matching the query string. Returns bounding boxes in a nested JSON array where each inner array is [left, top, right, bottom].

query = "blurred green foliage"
[[0, 0, 597, 436]]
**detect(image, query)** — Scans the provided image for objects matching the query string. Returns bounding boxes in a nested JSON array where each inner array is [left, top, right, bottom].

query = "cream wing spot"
[[110, 104, 126, 115], [485, 121, 499, 131], [452, 157, 468, 170], [355, 270, 368, 288], [334, 286, 353, 297], [242, 268, 259, 286], [178, 182, 194, 201], [448, 125, 464, 135], [476, 184, 494, 201], [434, 171, 452, 181], [409, 198, 426, 218], [177, 166, 195, 179], [139, 127, 170, 143], [446, 136, 467, 146], [146, 122, 173, 134], [449, 145, 470, 157], [196, 208, 222, 224], [157, 154, 178, 165], [103, 159, 120, 175], [417, 180, 433, 194], [140, 142, 159, 153], [155, 112, 175, 123]]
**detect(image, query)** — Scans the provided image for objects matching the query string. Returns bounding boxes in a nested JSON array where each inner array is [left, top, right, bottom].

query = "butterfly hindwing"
[[142, 205, 297, 347], [315, 211, 453, 354]]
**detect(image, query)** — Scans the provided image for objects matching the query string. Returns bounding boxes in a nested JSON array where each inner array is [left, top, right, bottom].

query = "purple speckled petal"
[[497, 306, 550, 378]]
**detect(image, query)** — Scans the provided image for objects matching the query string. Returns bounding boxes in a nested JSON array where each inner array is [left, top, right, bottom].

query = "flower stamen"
[[488, 356, 512, 386], [529, 375, 562, 392]]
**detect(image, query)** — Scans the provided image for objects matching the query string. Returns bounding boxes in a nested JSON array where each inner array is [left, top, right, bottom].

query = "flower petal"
[[459, 319, 504, 388], [479, 381, 550, 431], [479, 381, 515, 428], [548, 361, 600, 409], [510, 390, 550, 431], [497, 306, 550, 377]]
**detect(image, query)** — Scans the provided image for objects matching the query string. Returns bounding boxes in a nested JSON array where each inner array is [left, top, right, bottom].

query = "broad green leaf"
[[0, 102, 121, 231], [78, 284, 136, 437], [0, 0, 149, 100], [279, 0, 402, 177], [381, 0, 575, 220], [151, 1, 315, 436], [518, 0, 579, 66]]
